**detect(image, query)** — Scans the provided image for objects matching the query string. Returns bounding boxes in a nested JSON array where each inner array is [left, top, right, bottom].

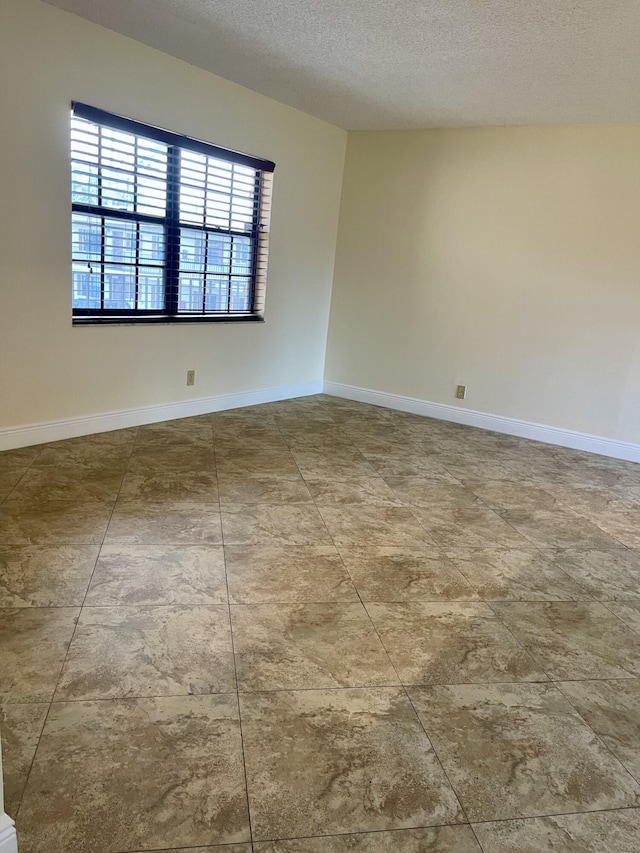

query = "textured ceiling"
[[42, 0, 640, 130]]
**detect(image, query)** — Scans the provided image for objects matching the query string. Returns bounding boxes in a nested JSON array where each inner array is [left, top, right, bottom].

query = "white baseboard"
[[0, 814, 17, 853], [323, 381, 640, 464], [0, 381, 324, 451]]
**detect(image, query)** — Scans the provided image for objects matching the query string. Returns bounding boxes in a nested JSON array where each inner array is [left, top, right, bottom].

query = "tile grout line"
[[215, 421, 257, 853], [10, 426, 140, 818]]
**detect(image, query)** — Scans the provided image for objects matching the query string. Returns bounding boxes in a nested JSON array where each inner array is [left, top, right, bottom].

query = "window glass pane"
[[139, 224, 165, 265], [231, 236, 252, 275], [104, 221, 136, 264], [138, 268, 165, 310], [204, 276, 229, 311], [206, 236, 231, 273], [229, 278, 251, 312], [72, 213, 101, 261], [72, 262, 101, 309], [178, 274, 204, 311], [179, 229, 206, 273], [103, 266, 135, 309]]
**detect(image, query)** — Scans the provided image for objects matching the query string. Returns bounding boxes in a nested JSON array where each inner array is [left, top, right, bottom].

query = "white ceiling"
[[43, 0, 640, 130]]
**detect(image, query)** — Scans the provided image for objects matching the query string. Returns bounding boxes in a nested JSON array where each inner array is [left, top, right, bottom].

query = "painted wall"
[[325, 126, 640, 443], [0, 0, 346, 431]]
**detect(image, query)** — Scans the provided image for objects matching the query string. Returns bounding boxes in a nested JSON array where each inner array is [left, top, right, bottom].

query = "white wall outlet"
[[186, 370, 195, 387], [455, 384, 466, 400]]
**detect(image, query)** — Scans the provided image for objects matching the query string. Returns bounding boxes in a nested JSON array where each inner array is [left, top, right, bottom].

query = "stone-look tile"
[[118, 471, 218, 502], [215, 449, 301, 480], [126, 448, 217, 475], [0, 470, 26, 501], [366, 456, 459, 481], [225, 545, 358, 603], [0, 608, 79, 702], [33, 443, 132, 471], [0, 500, 112, 545], [292, 449, 379, 480], [338, 547, 479, 602], [5, 466, 124, 504], [318, 505, 433, 547], [240, 688, 464, 840], [408, 683, 640, 822], [0, 447, 42, 471], [492, 602, 640, 680], [55, 605, 234, 700], [17, 695, 250, 853], [547, 548, 640, 600], [367, 602, 545, 685], [218, 475, 312, 505], [306, 477, 402, 506], [0, 545, 99, 606], [558, 679, 640, 782], [444, 547, 591, 601], [473, 808, 640, 852], [221, 504, 332, 545], [591, 507, 640, 548], [151, 848, 251, 853], [231, 603, 398, 690], [500, 508, 622, 549], [105, 500, 222, 544], [468, 482, 561, 512], [255, 825, 482, 851], [85, 544, 227, 605], [0, 703, 49, 814], [609, 601, 640, 633]]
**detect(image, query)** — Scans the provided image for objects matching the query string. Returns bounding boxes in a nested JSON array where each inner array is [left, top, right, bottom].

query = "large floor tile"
[[217, 475, 312, 505], [409, 502, 530, 549], [85, 544, 227, 605], [408, 683, 640, 821], [558, 679, 640, 782], [0, 545, 99, 606], [117, 471, 219, 502], [215, 449, 301, 480], [221, 504, 332, 545], [492, 601, 640, 680], [55, 605, 234, 700], [500, 508, 622, 549], [105, 500, 222, 544], [367, 602, 546, 684], [609, 600, 640, 633], [0, 702, 49, 815], [231, 603, 398, 690], [473, 808, 640, 852], [292, 449, 379, 480], [225, 545, 358, 603], [240, 688, 464, 840], [547, 547, 640, 600], [0, 608, 79, 703], [0, 500, 112, 545], [318, 505, 434, 547], [5, 466, 124, 504], [306, 476, 402, 506], [339, 546, 478, 602], [255, 825, 482, 851], [17, 695, 250, 853], [444, 546, 590, 601]]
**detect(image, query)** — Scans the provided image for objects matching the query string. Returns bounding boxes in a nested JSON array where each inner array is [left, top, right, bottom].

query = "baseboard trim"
[[0, 814, 17, 853], [0, 381, 324, 450], [323, 381, 640, 464]]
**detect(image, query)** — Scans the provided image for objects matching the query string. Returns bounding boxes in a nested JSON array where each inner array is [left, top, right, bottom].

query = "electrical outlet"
[[455, 384, 466, 400], [186, 370, 195, 387]]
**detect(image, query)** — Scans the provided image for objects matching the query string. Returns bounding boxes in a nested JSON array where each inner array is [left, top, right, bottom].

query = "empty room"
[[1, 1, 640, 852]]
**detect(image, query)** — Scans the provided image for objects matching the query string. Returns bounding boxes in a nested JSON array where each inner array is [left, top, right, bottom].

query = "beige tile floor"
[[1, 394, 640, 852]]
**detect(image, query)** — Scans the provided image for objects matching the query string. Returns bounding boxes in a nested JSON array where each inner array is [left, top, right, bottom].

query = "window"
[[70, 103, 274, 324]]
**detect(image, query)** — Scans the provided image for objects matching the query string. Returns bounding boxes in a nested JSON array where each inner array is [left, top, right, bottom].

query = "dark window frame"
[[71, 103, 275, 326]]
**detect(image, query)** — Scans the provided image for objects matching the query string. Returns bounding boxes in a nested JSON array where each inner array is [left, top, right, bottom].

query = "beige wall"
[[325, 126, 640, 444], [0, 0, 346, 430]]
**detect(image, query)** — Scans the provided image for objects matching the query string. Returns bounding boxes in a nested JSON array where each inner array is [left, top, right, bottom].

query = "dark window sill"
[[73, 314, 264, 327]]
